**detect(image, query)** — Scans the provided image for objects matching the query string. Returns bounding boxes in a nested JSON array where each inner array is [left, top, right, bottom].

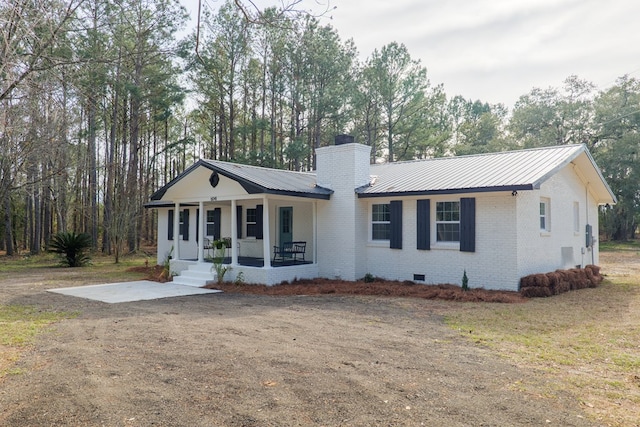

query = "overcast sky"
[[181, 0, 640, 108]]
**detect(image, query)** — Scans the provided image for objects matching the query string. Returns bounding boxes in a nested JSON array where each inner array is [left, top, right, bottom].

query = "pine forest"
[[2, 0, 639, 260]]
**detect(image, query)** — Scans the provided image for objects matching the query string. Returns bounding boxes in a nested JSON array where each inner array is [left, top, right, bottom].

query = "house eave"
[[356, 184, 535, 198], [530, 145, 617, 204], [261, 188, 333, 200], [143, 201, 198, 209]]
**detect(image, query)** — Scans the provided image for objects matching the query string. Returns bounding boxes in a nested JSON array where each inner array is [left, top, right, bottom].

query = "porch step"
[[173, 263, 216, 287]]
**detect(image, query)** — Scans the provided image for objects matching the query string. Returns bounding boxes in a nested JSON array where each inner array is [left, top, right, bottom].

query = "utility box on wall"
[[585, 224, 593, 248]]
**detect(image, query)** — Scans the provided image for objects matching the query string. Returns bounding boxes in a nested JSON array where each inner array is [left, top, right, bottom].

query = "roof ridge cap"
[[202, 158, 316, 175], [371, 144, 585, 166]]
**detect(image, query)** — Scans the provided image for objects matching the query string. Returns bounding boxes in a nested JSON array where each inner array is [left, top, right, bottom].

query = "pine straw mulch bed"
[[202, 279, 527, 303], [127, 265, 525, 303]]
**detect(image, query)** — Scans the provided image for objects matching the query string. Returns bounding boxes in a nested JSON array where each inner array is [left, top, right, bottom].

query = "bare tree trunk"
[[55, 76, 70, 233], [103, 58, 121, 255], [88, 97, 98, 249], [126, 55, 142, 253], [3, 181, 14, 256], [42, 162, 52, 248]]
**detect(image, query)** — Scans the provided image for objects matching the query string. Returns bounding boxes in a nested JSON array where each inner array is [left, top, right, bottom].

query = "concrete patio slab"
[[49, 280, 221, 304]]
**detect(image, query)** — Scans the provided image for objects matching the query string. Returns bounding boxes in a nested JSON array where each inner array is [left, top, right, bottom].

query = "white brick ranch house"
[[146, 136, 616, 291]]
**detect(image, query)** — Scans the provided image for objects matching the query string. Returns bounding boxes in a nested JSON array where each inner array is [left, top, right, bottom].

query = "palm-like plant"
[[49, 232, 92, 267]]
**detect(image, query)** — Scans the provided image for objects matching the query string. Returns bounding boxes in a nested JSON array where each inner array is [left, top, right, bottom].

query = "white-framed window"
[[436, 201, 460, 242], [573, 201, 580, 233], [179, 210, 186, 236], [540, 198, 550, 232], [371, 203, 391, 240], [206, 210, 215, 236], [246, 208, 257, 237]]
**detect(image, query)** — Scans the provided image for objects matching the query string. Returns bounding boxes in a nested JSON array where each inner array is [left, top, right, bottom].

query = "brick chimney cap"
[[334, 134, 354, 145]]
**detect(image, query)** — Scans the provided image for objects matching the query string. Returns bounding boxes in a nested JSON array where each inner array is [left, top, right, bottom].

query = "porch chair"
[[272, 241, 306, 264]]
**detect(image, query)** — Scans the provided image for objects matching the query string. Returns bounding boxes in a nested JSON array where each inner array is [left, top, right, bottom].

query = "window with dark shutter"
[[371, 204, 391, 240], [236, 206, 243, 239], [246, 208, 257, 237], [168, 209, 174, 241], [436, 201, 460, 242], [256, 204, 264, 239], [390, 200, 403, 249], [213, 208, 221, 240], [417, 199, 430, 250], [460, 197, 476, 252]]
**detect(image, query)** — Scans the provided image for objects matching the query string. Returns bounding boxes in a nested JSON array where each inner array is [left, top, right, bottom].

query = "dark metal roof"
[[357, 144, 616, 204], [149, 159, 333, 202], [148, 144, 615, 207]]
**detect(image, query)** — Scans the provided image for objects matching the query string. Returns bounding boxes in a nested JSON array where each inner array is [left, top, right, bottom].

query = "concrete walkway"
[[49, 281, 221, 304]]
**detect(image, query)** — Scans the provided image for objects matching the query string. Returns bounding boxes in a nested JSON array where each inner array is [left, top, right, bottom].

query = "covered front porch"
[[148, 158, 332, 286], [164, 194, 320, 286]]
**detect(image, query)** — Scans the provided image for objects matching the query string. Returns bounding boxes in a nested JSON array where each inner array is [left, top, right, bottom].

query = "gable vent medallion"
[[209, 171, 220, 188]]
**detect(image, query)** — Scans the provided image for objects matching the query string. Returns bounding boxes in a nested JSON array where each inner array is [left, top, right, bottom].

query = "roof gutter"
[[356, 184, 535, 198]]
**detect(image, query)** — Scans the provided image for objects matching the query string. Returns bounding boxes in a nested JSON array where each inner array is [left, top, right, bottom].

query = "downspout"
[[586, 185, 595, 265]]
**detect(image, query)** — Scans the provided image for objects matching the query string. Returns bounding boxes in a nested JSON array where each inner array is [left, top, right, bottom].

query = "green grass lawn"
[[599, 239, 640, 251], [0, 251, 151, 379], [0, 305, 76, 376], [446, 241, 640, 427]]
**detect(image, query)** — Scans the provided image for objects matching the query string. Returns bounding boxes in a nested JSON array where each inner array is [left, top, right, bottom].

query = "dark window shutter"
[[390, 200, 403, 249], [182, 209, 190, 241], [236, 205, 243, 239], [417, 199, 430, 250], [256, 204, 264, 240], [196, 209, 199, 242], [460, 197, 476, 252], [168, 209, 174, 241], [213, 208, 221, 240]]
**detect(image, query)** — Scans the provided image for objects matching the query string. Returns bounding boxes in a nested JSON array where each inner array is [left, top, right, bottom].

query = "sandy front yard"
[[0, 268, 596, 426]]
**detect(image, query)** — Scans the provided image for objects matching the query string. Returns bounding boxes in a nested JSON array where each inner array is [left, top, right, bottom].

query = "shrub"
[[49, 232, 92, 267], [363, 273, 375, 283], [211, 240, 231, 284]]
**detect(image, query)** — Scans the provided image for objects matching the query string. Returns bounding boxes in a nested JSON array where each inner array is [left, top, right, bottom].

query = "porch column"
[[262, 196, 271, 268], [197, 201, 204, 262], [313, 201, 318, 264], [231, 199, 238, 266], [173, 201, 180, 260]]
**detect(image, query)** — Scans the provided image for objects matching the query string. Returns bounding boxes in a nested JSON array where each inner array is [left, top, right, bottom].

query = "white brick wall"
[[169, 261, 319, 286], [231, 264, 319, 286], [516, 166, 600, 279], [359, 163, 603, 292], [364, 193, 519, 291]]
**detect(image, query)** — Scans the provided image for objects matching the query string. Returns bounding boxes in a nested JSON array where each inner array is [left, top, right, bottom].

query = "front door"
[[279, 207, 293, 245]]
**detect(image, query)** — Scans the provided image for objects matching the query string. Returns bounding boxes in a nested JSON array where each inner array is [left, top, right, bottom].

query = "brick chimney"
[[315, 135, 371, 191], [315, 135, 371, 281]]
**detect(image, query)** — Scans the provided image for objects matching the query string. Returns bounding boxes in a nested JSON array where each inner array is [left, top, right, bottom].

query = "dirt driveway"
[[0, 272, 595, 426]]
